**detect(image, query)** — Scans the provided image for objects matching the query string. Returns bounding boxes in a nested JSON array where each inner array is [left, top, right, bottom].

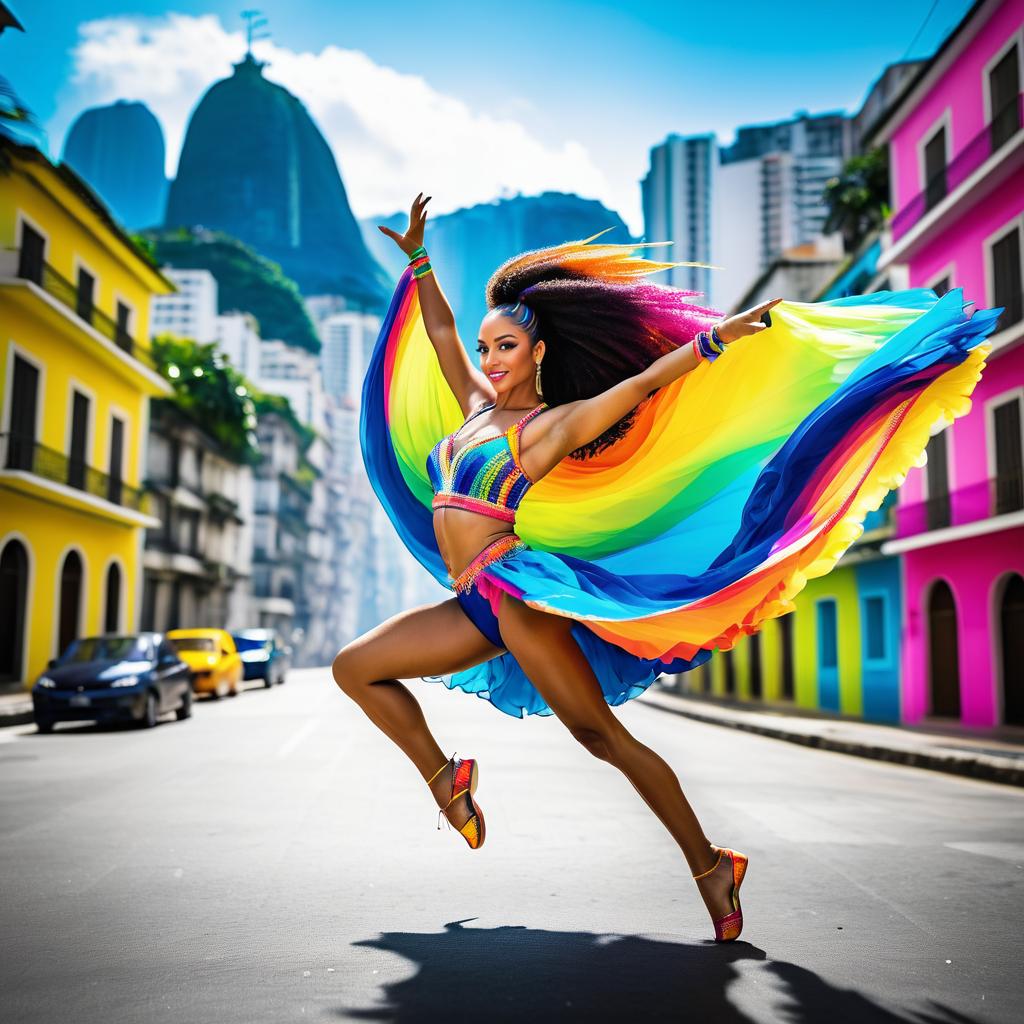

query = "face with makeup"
[[477, 309, 546, 397]]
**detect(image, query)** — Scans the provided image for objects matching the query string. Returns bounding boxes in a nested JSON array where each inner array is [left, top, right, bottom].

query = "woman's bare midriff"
[[433, 506, 518, 580]]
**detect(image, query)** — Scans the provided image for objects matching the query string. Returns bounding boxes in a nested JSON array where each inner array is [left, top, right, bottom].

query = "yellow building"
[[0, 138, 174, 689]]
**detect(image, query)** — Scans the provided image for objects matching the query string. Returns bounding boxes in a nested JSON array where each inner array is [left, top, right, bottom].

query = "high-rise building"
[[215, 311, 261, 378], [150, 268, 218, 343], [642, 112, 853, 312], [320, 311, 379, 404], [640, 134, 715, 301]]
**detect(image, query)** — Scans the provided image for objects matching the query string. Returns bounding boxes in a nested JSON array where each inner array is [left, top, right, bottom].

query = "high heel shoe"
[[693, 847, 748, 942], [427, 753, 486, 850]]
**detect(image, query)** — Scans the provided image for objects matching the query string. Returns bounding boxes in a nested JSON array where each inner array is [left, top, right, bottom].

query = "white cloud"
[[51, 13, 625, 227]]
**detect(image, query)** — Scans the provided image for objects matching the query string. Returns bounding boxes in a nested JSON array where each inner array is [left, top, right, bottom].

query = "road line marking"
[[276, 719, 319, 759]]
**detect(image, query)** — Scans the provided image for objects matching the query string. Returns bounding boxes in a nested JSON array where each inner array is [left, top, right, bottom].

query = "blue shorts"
[[455, 582, 506, 649], [450, 535, 527, 649]]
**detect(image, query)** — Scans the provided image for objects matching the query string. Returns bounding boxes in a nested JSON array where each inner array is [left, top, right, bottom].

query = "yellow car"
[[167, 629, 243, 700]]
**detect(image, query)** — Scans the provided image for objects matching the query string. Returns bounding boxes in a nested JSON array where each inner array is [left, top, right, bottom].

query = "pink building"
[[871, 0, 1024, 727]]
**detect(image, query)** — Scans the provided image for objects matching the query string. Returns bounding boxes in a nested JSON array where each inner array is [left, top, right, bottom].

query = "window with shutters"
[[922, 125, 947, 211], [991, 394, 1023, 515], [863, 595, 888, 663], [925, 430, 951, 530], [817, 600, 838, 670], [987, 42, 1020, 152], [989, 223, 1023, 333]]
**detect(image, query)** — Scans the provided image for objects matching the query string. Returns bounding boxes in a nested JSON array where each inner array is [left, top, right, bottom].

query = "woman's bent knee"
[[331, 647, 363, 697]]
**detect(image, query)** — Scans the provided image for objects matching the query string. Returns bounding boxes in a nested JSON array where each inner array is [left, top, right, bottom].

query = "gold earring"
[[534, 360, 544, 398]]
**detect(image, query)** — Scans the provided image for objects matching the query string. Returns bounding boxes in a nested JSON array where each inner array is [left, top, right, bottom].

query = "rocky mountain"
[[361, 191, 635, 345], [61, 100, 167, 230], [165, 53, 390, 311]]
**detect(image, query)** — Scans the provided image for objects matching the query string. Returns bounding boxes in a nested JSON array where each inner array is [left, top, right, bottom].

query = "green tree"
[[140, 227, 321, 353], [823, 148, 890, 253], [151, 334, 261, 464]]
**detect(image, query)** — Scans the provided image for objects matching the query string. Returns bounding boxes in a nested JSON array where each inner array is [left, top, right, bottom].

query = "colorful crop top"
[[426, 402, 548, 522]]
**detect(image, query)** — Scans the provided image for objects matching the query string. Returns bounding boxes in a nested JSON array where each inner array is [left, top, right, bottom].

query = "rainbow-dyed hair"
[[485, 230, 718, 458]]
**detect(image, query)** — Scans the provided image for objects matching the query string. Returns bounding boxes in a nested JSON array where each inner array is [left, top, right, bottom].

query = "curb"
[[640, 691, 1024, 789]]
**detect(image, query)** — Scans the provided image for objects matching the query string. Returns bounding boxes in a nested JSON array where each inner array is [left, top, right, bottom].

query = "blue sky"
[[2, 0, 976, 232]]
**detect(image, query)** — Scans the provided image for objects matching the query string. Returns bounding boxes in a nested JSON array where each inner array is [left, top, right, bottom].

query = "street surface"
[[1, 667, 1021, 1023]]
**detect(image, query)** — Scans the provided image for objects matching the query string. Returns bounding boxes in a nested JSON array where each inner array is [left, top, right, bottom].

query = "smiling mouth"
[[487, 371, 508, 380]]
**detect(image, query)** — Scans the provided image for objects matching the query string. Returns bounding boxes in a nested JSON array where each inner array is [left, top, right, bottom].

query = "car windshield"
[[61, 636, 151, 663], [234, 635, 271, 652], [171, 637, 216, 652]]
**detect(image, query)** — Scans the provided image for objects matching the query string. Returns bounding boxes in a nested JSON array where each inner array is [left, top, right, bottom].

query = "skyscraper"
[[640, 134, 715, 301], [642, 112, 853, 312]]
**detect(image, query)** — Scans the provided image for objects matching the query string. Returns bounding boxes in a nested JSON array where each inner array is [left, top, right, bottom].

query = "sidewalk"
[[0, 690, 34, 728], [640, 685, 1024, 788]]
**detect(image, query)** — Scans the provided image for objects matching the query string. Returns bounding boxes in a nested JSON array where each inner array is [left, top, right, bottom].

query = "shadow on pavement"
[[343, 919, 984, 1023]]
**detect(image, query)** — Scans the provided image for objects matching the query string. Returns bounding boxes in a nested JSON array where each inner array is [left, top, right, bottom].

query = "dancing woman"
[[333, 193, 996, 942]]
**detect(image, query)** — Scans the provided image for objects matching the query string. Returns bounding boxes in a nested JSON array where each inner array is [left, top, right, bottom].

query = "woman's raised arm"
[[378, 194, 494, 417], [521, 297, 782, 480]]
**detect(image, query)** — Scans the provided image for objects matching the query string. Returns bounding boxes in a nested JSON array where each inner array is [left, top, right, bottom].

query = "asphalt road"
[[1, 667, 1021, 1023]]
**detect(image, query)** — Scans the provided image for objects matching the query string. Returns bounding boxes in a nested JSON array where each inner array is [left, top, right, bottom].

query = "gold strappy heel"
[[428, 752, 486, 850]]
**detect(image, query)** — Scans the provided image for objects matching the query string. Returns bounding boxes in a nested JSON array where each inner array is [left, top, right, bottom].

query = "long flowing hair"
[[486, 230, 719, 459]]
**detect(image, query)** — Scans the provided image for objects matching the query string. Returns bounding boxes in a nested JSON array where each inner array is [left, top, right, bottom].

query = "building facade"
[[140, 401, 254, 634], [251, 410, 307, 644], [670, 0, 1024, 729], [871, 0, 1024, 728], [642, 112, 852, 313], [0, 138, 174, 688]]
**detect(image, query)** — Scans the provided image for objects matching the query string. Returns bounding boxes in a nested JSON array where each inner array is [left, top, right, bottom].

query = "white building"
[[150, 268, 219, 343], [640, 134, 716, 303], [141, 402, 254, 633], [215, 311, 262, 378], [642, 111, 852, 314], [257, 340, 326, 431], [320, 311, 380, 403]]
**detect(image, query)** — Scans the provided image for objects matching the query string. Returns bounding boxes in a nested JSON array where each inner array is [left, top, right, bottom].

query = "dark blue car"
[[31, 633, 192, 733], [232, 629, 290, 687]]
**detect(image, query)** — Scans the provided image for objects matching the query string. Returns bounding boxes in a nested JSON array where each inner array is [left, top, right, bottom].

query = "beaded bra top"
[[426, 402, 548, 522]]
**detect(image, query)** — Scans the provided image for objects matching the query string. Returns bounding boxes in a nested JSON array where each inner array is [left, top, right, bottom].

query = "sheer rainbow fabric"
[[360, 265, 996, 717]]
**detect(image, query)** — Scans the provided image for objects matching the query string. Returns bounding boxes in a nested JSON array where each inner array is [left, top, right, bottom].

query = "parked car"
[[232, 629, 290, 687], [31, 633, 192, 733], [167, 628, 243, 699]]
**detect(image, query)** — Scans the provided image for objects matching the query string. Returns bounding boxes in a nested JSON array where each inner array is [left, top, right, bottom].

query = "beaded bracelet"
[[692, 326, 727, 362], [408, 246, 433, 280]]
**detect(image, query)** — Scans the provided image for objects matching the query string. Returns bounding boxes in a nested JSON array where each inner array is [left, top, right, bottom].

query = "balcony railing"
[[1, 433, 147, 512], [897, 472, 1024, 538], [3, 247, 158, 372], [145, 535, 202, 558], [891, 94, 1023, 242]]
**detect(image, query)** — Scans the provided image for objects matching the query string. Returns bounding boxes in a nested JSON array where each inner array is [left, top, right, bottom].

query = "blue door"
[[817, 599, 840, 712]]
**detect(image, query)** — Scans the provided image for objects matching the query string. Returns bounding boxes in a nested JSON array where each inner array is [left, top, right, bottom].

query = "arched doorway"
[[58, 551, 83, 658], [1000, 574, 1024, 726], [0, 540, 29, 681], [928, 580, 960, 718], [104, 563, 121, 633]]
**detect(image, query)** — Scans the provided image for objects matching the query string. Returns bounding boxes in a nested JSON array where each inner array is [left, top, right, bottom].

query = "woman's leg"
[[332, 598, 504, 824], [496, 593, 738, 920]]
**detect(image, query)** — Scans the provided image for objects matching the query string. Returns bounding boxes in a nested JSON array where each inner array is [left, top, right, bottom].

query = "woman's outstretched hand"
[[716, 297, 783, 345], [378, 192, 431, 257]]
